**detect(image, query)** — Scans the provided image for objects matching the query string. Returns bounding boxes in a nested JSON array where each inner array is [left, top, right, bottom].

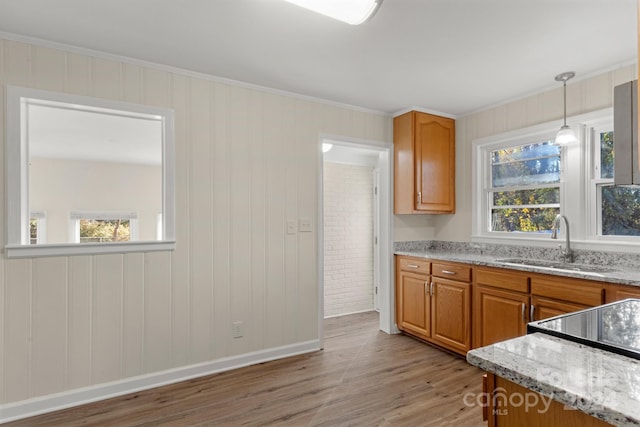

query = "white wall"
[[323, 162, 374, 317], [432, 64, 638, 242], [0, 38, 392, 410], [29, 157, 162, 242]]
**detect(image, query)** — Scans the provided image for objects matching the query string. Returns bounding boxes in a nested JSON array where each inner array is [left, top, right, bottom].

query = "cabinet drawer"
[[432, 262, 471, 282], [475, 268, 529, 293], [605, 284, 640, 303], [530, 276, 603, 307], [398, 257, 430, 274]]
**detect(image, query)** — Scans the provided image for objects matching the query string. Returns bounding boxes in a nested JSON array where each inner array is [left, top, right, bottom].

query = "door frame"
[[317, 134, 395, 347]]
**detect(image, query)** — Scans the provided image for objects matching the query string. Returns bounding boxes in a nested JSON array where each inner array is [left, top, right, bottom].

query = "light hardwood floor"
[[6, 312, 485, 426]]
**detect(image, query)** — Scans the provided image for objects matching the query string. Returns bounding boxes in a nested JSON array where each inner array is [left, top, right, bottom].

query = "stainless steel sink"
[[494, 258, 616, 274]]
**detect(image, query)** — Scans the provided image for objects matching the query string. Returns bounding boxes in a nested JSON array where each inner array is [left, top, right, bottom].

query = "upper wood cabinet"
[[393, 111, 455, 214]]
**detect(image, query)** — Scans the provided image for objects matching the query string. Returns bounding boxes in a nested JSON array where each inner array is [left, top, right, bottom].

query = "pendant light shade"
[[283, 0, 383, 25], [554, 71, 578, 145]]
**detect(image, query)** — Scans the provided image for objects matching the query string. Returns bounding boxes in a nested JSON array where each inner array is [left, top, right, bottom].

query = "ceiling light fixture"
[[322, 143, 334, 153], [283, 0, 383, 25], [554, 71, 578, 145]]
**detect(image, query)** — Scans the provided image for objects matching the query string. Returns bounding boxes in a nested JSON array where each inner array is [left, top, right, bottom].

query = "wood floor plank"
[[5, 312, 485, 426]]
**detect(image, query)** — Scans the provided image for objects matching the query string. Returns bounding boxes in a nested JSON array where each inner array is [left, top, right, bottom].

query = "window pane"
[[491, 142, 560, 188], [30, 219, 38, 244], [492, 188, 560, 206], [600, 131, 614, 179], [80, 219, 131, 243], [491, 207, 559, 233], [602, 186, 640, 236]]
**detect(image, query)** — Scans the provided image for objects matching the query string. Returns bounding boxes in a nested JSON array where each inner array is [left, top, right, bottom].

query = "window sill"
[[5, 240, 176, 258]]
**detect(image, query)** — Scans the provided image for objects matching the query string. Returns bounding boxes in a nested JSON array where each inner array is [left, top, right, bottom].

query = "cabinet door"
[[474, 286, 528, 348], [414, 112, 455, 213], [396, 270, 430, 339], [530, 296, 587, 322], [431, 277, 471, 354]]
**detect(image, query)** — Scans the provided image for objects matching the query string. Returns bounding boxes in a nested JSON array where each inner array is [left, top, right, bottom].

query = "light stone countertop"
[[394, 247, 640, 287], [467, 333, 640, 426]]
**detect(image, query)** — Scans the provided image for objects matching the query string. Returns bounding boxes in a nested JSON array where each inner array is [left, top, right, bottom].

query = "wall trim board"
[[0, 31, 389, 118], [0, 339, 321, 423]]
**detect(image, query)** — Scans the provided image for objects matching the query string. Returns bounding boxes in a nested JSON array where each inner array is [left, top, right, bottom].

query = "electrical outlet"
[[299, 218, 312, 232], [232, 321, 244, 338], [287, 220, 297, 235]]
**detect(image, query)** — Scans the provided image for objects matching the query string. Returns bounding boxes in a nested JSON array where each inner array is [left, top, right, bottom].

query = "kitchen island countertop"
[[467, 333, 640, 426]]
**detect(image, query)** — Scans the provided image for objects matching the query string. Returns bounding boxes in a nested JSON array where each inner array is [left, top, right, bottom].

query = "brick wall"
[[323, 162, 374, 317]]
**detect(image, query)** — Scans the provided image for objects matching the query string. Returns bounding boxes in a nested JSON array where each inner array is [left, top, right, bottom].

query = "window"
[[475, 107, 640, 251], [6, 86, 175, 258], [70, 211, 138, 244], [590, 124, 640, 238], [30, 211, 47, 244], [473, 124, 563, 240], [489, 141, 560, 233]]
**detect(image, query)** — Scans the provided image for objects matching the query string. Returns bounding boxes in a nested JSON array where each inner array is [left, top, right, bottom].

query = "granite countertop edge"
[[394, 249, 640, 287], [467, 334, 640, 426]]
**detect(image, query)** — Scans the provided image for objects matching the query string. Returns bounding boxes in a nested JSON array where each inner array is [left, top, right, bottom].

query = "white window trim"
[[472, 107, 640, 252], [69, 211, 139, 244], [5, 85, 176, 258]]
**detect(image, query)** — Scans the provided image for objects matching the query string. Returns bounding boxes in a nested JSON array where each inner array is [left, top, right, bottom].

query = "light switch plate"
[[287, 220, 297, 235], [299, 218, 312, 232]]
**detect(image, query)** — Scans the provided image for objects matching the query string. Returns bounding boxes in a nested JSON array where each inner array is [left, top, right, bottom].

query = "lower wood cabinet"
[[395, 256, 471, 355], [396, 269, 430, 338], [397, 257, 640, 353], [530, 296, 588, 322], [474, 285, 529, 348], [431, 276, 471, 354], [473, 267, 608, 348], [605, 284, 640, 303], [483, 373, 611, 427]]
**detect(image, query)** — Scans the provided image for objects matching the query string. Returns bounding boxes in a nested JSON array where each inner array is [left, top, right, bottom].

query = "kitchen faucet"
[[551, 214, 573, 263]]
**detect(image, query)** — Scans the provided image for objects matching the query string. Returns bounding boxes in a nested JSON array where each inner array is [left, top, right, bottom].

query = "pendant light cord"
[[563, 80, 567, 127]]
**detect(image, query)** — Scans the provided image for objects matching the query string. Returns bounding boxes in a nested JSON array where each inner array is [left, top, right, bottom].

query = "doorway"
[[319, 136, 394, 342]]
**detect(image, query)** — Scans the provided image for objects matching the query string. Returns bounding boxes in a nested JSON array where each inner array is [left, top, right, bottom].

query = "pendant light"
[[554, 71, 578, 145], [283, 0, 383, 25]]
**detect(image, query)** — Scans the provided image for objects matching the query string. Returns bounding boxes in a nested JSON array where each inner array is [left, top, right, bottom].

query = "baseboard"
[[324, 309, 377, 319], [0, 339, 321, 424]]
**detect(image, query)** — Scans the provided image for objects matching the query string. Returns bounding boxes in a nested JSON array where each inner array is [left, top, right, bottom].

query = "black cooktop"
[[527, 298, 640, 360]]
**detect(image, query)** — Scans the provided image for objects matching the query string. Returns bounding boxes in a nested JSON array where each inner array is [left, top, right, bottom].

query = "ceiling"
[[0, 0, 636, 116]]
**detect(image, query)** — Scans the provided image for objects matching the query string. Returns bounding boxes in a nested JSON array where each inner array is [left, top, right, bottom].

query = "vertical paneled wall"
[[0, 38, 391, 405], [432, 65, 638, 242], [323, 163, 374, 317]]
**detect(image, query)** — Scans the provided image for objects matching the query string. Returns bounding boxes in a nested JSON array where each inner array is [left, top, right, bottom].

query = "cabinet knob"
[[530, 304, 535, 322], [521, 303, 526, 323], [441, 270, 456, 275], [407, 264, 420, 269]]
